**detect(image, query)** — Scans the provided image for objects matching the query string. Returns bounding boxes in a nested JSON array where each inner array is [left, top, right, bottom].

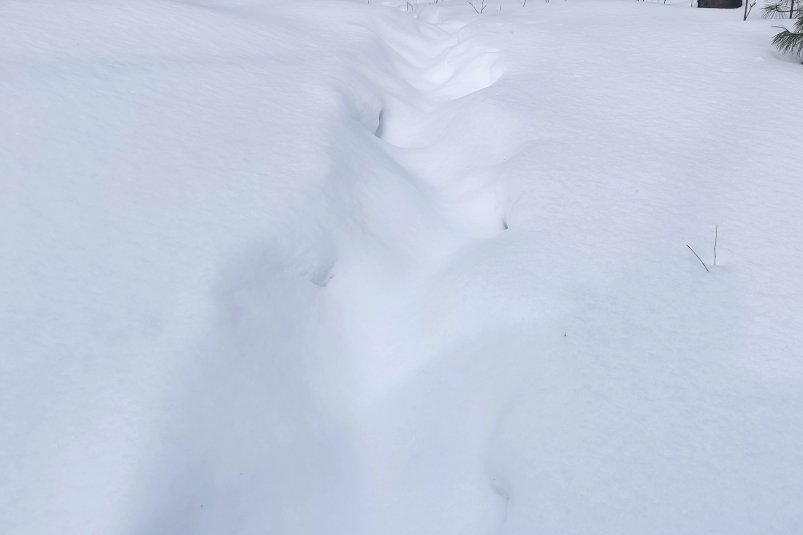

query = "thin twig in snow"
[[467, 0, 487, 13], [713, 225, 718, 267], [686, 244, 710, 273]]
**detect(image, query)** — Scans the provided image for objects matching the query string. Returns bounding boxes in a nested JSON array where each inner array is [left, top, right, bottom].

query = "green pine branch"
[[763, 0, 802, 18], [772, 15, 803, 56]]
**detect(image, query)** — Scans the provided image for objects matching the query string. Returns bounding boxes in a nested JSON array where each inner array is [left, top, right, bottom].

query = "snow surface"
[[2, 0, 802, 534]]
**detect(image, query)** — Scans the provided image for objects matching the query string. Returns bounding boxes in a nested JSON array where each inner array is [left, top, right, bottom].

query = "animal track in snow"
[[357, 14, 520, 239]]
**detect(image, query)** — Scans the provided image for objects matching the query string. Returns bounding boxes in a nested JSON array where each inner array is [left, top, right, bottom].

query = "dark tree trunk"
[[698, 0, 742, 7]]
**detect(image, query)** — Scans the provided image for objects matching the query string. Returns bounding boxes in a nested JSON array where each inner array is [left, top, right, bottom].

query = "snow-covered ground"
[[2, 0, 802, 533]]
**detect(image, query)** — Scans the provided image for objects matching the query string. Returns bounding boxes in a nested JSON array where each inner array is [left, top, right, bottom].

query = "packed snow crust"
[[2, 1, 802, 534]]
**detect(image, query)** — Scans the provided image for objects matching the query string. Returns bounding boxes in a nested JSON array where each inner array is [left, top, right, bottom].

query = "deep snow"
[[1, 1, 802, 534]]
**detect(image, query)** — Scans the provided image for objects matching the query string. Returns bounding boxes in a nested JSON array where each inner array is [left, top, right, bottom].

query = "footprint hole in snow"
[[490, 477, 510, 501], [374, 108, 385, 139], [490, 476, 512, 523], [309, 261, 335, 288]]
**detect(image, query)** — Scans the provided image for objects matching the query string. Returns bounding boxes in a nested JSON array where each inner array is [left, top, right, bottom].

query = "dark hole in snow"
[[309, 262, 335, 287], [374, 108, 385, 139]]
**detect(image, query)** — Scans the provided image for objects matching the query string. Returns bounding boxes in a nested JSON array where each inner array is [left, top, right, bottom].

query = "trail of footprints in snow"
[[317, 16, 510, 289], [368, 16, 513, 241], [361, 12, 514, 523], [372, 27, 505, 140]]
